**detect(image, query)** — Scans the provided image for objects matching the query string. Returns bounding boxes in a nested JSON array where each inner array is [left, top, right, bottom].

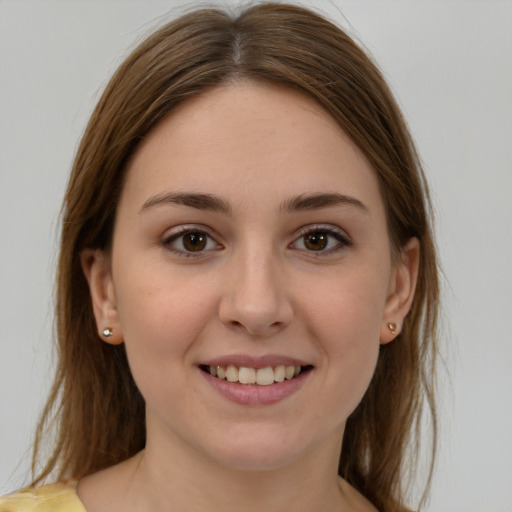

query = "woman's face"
[[85, 82, 418, 472]]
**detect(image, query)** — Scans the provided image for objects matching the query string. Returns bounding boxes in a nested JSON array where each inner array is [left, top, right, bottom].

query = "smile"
[[200, 364, 313, 386]]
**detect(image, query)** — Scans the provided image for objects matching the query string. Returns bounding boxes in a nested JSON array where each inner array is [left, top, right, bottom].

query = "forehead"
[[122, 81, 383, 216]]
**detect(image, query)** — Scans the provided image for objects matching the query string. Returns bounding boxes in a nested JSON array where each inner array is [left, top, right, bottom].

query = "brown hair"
[[32, 4, 439, 511]]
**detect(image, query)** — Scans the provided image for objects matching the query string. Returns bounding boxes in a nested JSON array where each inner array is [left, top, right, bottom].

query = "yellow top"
[[0, 482, 86, 512]]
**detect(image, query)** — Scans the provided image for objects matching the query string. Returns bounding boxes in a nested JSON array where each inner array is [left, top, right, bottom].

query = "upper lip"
[[200, 354, 312, 369]]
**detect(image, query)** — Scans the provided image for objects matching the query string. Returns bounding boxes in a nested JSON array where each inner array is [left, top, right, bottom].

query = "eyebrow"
[[280, 193, 368, 214], [140, 192, 232, 215], [139, 191, 367, 215]]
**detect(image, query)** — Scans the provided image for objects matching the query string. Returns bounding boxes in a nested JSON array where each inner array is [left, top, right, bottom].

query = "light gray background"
[[1, 1, 511, 510]]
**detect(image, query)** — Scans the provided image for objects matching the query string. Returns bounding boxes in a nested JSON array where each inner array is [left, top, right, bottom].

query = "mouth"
[[199, 364, 314, 386]]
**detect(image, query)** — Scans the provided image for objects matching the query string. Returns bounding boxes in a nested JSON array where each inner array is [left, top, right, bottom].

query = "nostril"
[[246, 322, 284, 337]]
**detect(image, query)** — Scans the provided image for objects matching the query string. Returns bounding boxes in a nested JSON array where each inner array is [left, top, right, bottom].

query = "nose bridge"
[[219, 237, 292, 336]]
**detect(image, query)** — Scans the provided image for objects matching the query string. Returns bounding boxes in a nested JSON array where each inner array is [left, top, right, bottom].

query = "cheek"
[[300, 266, 388, 409], [112, 264, 218, 379], [112, 271, 222, 422], [303, 265, 387, 346]]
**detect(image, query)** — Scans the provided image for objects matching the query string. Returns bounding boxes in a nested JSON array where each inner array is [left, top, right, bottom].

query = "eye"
[[291, 227, 351, 253], [163, 228, 221, 255]]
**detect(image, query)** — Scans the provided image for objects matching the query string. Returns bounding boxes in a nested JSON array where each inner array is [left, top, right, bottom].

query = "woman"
[[0, 3, 439, 511]]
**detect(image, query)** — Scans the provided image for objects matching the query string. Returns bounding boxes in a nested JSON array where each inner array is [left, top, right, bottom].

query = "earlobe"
[[80, 249, 123, 345], [380, 238, 420, 344]]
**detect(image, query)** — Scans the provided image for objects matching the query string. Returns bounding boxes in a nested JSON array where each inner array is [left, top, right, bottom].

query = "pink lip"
[[199, 367, 312, 406], [201, 354, 310, 369]]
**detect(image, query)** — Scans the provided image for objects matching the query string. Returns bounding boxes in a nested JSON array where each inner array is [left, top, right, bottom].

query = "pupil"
[[183, 232, 206, 251], [305, 232, 327, 251]]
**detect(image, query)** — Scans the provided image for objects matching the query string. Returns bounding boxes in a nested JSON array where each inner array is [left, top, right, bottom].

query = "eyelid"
[[290, 224, 352, 253], [161, 225, 222, 257]]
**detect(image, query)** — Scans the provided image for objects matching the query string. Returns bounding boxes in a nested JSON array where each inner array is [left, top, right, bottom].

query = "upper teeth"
[[210, 364, 301, 385]]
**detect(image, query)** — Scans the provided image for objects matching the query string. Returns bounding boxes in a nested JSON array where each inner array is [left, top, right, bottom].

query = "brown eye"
[[164, 228, 220, 255], [291, 227, 351, 254], [182, 232, 207, 251], [303, 232, 328, 251]]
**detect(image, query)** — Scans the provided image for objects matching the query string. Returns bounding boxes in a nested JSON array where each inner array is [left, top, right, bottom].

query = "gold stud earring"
[[387, 322, 397, 335], [101, 327, 114, 338]]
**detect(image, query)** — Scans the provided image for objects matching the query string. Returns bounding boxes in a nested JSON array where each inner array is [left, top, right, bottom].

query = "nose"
[[218, 246, 293, 338]]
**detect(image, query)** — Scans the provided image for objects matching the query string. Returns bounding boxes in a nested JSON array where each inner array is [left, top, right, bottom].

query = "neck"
[[121, 426, 346, 512]]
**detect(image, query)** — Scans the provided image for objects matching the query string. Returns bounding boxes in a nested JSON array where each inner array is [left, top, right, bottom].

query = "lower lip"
[[200, 369, 311, 406]]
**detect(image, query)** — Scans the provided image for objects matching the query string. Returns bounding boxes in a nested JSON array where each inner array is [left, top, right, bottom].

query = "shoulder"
[[0, 482, 86, 512]]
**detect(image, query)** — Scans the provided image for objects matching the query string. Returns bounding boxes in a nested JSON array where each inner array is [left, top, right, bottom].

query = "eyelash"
[[161, 225, 351, 258], [290, 225, 352, 255], [162, 226, 222, 258]]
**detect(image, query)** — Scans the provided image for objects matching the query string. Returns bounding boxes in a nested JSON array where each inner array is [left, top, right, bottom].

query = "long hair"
[[32, 4, 439, 511]]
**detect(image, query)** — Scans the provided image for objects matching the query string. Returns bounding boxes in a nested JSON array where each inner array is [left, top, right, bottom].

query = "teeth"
[[216, 366, 226, 380], [274, 365, 285, 382], [256, 367, 274, 386], [226, 365, 239, 383], [207, 364, 306, 385], [239, 367, 256, 384], [285, 365, 295, 380]]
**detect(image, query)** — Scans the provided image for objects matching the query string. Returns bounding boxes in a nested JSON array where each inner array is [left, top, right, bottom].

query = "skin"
[[80, 82, 419, 512]]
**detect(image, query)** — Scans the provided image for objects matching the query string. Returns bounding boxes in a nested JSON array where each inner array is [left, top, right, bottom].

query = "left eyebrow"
[[280, 193, 368, 214], [139, 192, 232, 215]]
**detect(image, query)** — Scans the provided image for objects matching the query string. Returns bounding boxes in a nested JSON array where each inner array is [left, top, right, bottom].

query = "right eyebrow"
[[139, 192, 232, 215]]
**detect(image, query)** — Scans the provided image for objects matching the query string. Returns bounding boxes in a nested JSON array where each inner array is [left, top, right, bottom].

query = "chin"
[[197, 422, 330, 473]]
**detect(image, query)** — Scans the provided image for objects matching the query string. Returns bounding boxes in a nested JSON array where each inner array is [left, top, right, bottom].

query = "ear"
[[80, 249, 123, 345], [380, 238, 420, 344]]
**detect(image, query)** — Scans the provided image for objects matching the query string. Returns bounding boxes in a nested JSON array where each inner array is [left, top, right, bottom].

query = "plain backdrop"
[[1, 1, 511, 510]]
